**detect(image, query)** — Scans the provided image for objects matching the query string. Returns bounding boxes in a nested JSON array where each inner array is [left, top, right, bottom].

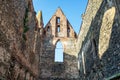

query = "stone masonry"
[[1, 0, 120, 80], [39, 8, 79, 80], [0, 0, 40, 79], [77, 0, 120, 80]]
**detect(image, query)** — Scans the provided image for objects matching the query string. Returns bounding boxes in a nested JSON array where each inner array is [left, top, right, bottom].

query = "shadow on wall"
[[78, 0, 120, 79]]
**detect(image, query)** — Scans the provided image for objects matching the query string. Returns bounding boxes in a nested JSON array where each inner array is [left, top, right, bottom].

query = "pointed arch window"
[[55, 41, 63, 62]]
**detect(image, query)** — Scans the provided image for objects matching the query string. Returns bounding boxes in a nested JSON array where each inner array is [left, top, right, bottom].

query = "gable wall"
[[39, 8, 79, 80]]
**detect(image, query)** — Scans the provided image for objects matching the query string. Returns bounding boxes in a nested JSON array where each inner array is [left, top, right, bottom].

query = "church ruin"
[[0, 0, 120, 80], [37, 8, 79, 80]]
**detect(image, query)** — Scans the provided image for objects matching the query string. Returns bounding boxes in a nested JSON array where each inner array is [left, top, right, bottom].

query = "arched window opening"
[[56, 17, 60, 24], [56, 17, 60, 35], [57, 26, 60, 32], [67, 27, 70, 37], [47, 26, 50, 32], [55, 41, 63, 62], [74, 32, 77, 38]]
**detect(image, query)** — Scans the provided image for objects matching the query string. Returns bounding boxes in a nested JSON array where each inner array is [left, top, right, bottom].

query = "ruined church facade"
[[1, 0, 120, 80], [37, 8, 79, 80]]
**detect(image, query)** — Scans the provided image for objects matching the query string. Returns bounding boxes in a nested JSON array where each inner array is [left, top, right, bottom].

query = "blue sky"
[[33, 0, 88, 34]]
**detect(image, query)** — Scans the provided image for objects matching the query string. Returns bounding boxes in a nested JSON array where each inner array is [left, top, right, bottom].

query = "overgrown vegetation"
[[23, 8, 29, 41]]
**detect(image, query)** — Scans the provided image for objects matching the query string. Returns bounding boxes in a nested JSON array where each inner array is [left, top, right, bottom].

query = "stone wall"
[[39, 8, 79, 80], [78, 0, 120, 80], [77, 0, 103, 54], [0, 0, 40, 79], [1, 0, 120, 80]]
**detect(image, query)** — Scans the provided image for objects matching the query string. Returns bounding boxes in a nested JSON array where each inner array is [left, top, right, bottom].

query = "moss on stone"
[[23, 8, 29, 41]]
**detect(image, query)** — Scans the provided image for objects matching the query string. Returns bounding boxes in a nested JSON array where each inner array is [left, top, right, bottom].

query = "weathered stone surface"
[[78, 0, 120, 80], [1, 0, 120, 80], [99, 7, 116, 58], [0, 0, 40, 79], [39, 8, 79, 80]]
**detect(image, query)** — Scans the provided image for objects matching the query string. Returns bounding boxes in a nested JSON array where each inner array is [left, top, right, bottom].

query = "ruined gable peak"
[[45, 8, 77, 38], [53, 7, 66, 18]]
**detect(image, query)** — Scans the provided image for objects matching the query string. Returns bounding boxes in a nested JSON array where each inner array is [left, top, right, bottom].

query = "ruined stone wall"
[[77, 0, 103, 54], [0, 0, 40, 79], [39, 8, 79, 80], [40, 37, 78, 80], [78, 0, 120, 80]]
